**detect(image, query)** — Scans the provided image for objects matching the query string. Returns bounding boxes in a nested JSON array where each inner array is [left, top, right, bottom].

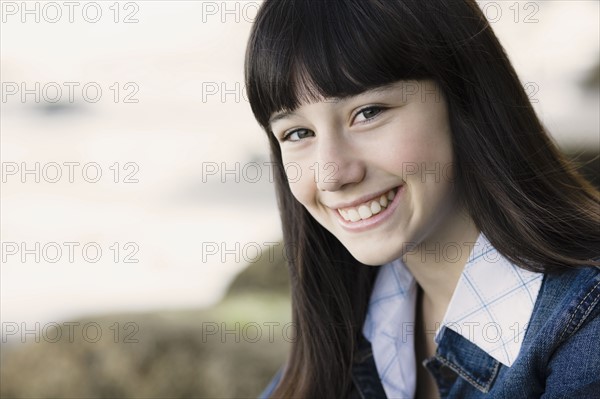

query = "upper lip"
[[326, 185, 401, 209]]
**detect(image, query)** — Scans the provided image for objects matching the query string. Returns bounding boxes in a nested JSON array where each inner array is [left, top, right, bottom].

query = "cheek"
[[380, 134, 454, 183], [284, 159, 318, 207], [409, 118, 453, 180], [378, 111, 455, 214], [376, 104, 454, 177]]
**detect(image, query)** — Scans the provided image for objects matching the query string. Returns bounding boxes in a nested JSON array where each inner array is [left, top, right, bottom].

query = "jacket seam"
[[435, 354, 500, 393], [557, 278, 600, 343], [576, 282, 600, 331]]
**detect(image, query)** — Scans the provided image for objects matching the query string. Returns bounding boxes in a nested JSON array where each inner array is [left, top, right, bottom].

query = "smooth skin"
[[270, 80, 481, 396]]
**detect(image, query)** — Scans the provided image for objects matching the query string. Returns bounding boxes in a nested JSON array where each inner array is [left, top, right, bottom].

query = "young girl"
[[244, 1, 600, 397]]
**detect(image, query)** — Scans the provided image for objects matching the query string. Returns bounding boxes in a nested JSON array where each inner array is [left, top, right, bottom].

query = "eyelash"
[[353, 105, 385, 124], [280, 106, 386, 142]]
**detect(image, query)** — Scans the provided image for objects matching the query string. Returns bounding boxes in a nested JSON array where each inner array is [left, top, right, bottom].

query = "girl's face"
[[270, 80, 457, 265]]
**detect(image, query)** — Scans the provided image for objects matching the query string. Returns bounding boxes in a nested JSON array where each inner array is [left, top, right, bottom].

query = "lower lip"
[[334, 185, 405, 233]]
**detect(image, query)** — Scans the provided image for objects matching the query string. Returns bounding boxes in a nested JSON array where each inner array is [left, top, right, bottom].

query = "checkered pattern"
[[362, 232, 544, 399]]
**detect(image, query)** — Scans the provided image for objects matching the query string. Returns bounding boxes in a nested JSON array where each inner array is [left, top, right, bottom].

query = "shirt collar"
[[362, 232, 544, 398]]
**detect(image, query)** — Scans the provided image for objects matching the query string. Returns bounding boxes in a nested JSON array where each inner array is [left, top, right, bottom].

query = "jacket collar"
[[362, 232, 545, 397], [432, 233, 545, 367]]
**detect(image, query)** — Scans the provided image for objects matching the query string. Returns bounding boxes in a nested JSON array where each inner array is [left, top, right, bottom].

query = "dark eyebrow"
[[267, 83, 401, 126]]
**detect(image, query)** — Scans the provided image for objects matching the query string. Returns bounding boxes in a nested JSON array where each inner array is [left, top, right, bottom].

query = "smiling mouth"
[[337, 187, 399, 222]]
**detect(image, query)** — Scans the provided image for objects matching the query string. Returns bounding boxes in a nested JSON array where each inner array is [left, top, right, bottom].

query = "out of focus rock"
[[1, 243, 292, 398]]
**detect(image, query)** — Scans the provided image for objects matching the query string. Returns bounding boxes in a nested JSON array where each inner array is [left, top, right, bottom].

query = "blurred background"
[[0, 1, 598, 397]]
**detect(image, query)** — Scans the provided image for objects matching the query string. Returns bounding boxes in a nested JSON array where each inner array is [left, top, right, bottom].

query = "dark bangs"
[[244, 0, 437, 130]]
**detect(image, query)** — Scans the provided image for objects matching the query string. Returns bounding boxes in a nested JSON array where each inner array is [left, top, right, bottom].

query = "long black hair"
[[244, 1, 600, 397]]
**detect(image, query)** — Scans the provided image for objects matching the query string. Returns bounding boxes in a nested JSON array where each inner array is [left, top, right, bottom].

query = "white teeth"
[[339, 209, 349, 220], [337, 188, 398, 222], [370, 201, 381, 215], [379, 195, 388, 207], [358, 205, 372, 220], [347, 209, 361, 222]]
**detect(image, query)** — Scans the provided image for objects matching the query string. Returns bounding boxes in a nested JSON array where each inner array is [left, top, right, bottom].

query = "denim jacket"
[[258, 261, 600, 398]]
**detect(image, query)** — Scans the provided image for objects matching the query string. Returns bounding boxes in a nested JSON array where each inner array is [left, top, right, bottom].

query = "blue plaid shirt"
[[363, 232, 544, 398]]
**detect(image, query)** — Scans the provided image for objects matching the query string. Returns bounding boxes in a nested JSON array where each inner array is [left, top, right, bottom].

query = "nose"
[[314, 132, 365, 191]]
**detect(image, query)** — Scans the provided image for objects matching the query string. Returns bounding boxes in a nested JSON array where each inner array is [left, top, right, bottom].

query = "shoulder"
[[544, 303, 600, 395], [535, 262, 600, 340], [543, 264, 600, 396], [525, 261, 600, 396], [526, 260, 600, 344]]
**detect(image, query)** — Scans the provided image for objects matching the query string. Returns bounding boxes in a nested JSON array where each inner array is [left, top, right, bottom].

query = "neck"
[[402, 208, 480, 314]]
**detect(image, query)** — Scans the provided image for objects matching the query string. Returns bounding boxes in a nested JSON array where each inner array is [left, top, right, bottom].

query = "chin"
[[345, 245, 401, 267]]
